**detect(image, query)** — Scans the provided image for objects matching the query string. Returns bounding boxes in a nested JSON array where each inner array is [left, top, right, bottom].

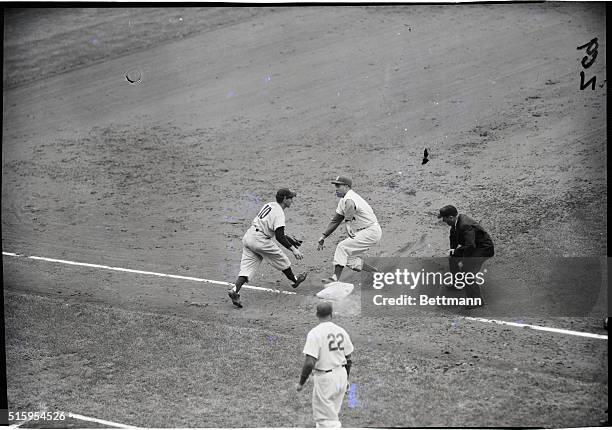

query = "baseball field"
[[2, 5, 608, 428]]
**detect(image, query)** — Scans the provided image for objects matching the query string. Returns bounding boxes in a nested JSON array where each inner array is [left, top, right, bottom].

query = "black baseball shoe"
[[292, 272, 308, 288], [228, 290, 243, 308], [321, 274, 338, 283]]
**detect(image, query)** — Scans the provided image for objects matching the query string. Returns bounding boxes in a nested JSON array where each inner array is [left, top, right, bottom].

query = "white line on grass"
[[464, 316, 608, 340], [65, 412, 137, 428], [2, 251, 296, 295]]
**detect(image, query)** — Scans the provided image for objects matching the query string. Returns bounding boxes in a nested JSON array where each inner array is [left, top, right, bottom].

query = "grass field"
[[5, 290, 608, 428]]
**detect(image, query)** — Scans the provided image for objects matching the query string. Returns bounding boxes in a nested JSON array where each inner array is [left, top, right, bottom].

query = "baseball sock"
[[233, 276, 248, 293], [282, 268, 297, 283], [334, 265, 344, 280]]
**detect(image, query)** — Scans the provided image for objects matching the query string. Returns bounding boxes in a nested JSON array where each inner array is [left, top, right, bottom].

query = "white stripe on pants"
[[333, 223, 382, 270]]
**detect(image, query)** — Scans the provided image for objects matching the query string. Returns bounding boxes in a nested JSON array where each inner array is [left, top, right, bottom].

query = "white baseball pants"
[[333, 223, 382, 270], [238, 226, 291, 281], [312, 366, 348, 427]]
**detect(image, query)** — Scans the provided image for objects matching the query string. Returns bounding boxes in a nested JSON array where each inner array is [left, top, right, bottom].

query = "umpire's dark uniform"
[[439, 206, 494, 302]]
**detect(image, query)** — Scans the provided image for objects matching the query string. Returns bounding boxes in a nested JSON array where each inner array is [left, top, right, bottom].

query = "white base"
[[316, 281, 355, 301]]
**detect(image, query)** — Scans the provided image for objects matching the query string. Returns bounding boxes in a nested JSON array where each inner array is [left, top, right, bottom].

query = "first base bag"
[[316, 282, 354, 301]]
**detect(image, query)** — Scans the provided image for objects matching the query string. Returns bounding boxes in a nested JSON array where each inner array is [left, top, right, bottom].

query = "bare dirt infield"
[[2, 5, 608, 428]]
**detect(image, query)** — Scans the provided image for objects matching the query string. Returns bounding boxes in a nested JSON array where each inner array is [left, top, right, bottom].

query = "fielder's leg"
[[228, 276, 247, 308], [253, 239, 308, 288], [336, 224, 382, 275], [333, 265, 344, 281], [345, 256, 381, 274], [282, 267, 308, 288], [322, 265, 344, 283], [312, 373, 342, 428], [362, 262, 379, 272], [232, 276, 248, 294], [229, 232, 264, 308], [328, 240, 352, 281]]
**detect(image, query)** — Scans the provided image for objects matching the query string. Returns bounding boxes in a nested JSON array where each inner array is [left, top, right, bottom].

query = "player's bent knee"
[[346, 260, 363, 271]]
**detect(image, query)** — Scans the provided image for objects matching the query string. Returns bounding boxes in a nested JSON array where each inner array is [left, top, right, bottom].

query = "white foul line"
[[464, 317, 608, 340], [66, 412, 136, 429], [2, 251, 296, 295], [3, 252, 607, 340]]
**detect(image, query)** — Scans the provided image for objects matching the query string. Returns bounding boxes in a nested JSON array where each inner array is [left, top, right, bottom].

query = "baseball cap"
[[276, 188, 297, 200], [331, 176, 352, 187], [316, 302, 333, 318], [437, 205, 458, 218]]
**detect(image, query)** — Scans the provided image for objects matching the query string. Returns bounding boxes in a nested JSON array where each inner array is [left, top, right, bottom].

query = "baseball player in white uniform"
[[228, 188, 307, 308], [296, 302, 354, 428], [317, 176, 382, 282]]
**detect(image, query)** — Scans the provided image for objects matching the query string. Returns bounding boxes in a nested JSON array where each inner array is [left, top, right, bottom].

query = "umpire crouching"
[[438, 205, 494, 307]]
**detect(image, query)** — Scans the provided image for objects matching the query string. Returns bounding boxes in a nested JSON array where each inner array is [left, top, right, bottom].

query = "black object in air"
[[422, 149, 429, 165]]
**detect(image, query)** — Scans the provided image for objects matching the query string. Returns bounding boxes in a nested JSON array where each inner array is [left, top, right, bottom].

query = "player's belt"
[[356, 222, 378, 231], [314, 365, 346, 373]]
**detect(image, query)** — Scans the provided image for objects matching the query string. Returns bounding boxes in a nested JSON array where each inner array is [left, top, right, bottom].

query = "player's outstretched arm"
[[276, 227, 303, 259], [345, 354, 352, 378], [318, 213, 345, 250], [344, 353, 353, 394]]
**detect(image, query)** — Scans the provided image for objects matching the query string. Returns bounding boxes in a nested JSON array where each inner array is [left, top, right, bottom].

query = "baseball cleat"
[[321, 274, 338, 283], [292, 272, 308, 288], [228, 290, 243, 308]]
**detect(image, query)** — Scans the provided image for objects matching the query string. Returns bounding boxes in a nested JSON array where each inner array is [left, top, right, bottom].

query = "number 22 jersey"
[[303, 321, 354, 370]]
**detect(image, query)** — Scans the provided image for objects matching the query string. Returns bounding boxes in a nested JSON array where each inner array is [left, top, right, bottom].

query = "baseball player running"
[[227, 188, 307, 308], [317, 176, 381, 282], [296, 302, 354, 428]]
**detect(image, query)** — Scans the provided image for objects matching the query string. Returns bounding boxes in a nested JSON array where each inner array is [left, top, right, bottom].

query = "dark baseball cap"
[[437, 205, 458, 218], [316, 302, 333, 318], [331, 176, 352, 187], [276, 188, 297, 200]]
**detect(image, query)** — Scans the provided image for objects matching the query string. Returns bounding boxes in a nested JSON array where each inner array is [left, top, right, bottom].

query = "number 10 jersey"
[[252, 201, 286, 239]]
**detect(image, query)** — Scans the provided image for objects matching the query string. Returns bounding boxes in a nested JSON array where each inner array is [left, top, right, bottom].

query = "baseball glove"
[[286, 235, 303, 248]]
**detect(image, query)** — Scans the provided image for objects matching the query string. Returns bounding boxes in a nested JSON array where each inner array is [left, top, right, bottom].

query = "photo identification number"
[[9, 411, 66, 421], [577, 37, 601, 90]]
